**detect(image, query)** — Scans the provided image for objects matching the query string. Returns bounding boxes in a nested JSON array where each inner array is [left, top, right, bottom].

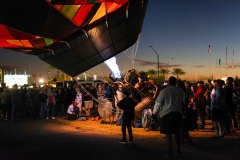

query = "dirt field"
[[56, 117, 240, 160], [0, 118, 239, 160]]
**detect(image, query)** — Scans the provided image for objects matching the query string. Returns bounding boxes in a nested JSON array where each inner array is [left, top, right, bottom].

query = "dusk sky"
[[1, 0, 240, 81]]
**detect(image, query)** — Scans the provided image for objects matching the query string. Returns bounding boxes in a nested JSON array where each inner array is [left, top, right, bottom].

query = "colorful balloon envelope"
[[0, 0, 148, 76]]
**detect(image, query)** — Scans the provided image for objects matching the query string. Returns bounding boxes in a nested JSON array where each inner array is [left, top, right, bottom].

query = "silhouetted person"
[[153, 76, 185, 159], [117, 89, 137, 144], [224, 77, 238, 133]]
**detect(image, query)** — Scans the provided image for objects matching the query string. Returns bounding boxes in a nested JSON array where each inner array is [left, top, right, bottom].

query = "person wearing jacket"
[[117, 89, 137, 144], [211, 79, 225, 138], [153, 76, 185, 159]]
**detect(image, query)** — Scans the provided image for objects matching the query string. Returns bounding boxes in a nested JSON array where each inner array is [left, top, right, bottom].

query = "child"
[[117, 90, 137, 144], [67, 102, 80, 120]]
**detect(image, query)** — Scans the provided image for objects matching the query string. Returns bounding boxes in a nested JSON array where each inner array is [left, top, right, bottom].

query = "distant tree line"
[[140, 67, 185, 84]]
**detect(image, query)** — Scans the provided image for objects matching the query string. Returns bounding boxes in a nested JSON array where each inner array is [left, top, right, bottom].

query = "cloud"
[[216, 64, 240, 69], [234, 64, 240, 68], [134, 58, 184, 68], [225, 64, 240, 69], [193, 65, 205, 68], [134, 58, 163, 66], [163, 64, 184, 68]]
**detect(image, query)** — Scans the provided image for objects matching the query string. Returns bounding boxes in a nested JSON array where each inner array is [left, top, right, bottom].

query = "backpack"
[[232, 91, 240, 105]]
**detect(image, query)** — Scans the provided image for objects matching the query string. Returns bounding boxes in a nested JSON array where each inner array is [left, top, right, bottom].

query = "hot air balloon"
[[0, 0, 148, 77]]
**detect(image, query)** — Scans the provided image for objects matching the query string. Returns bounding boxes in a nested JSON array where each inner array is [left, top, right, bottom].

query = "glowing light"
[[38, 78, 45, 84], [83, 73, 87, 81], [93, 75, 97, 80], [4, 74, 29, 88], [104, 57, 121, 78]]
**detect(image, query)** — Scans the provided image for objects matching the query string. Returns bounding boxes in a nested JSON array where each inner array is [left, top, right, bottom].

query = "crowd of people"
[[0, 82, 72, 121], [182, 77, 240, 137], [152, 76, 240, 159], [0, 81, 113, 121], [0, 73, 157, 123], [1, 74, 240, 156]]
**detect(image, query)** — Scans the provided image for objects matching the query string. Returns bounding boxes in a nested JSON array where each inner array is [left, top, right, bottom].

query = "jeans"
[[121, 119, 133, 141], [40, 102, 47, 119], [46, 104, 55, 118]]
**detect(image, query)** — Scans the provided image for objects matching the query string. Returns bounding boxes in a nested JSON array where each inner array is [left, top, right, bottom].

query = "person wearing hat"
[[117, 89, 137, 144]]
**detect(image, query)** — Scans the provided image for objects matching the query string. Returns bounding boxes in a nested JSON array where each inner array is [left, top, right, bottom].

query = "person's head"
[[118, 84, 123, 91], [207, 79, 212, 84], [1, 83, 6, 88], [85, 83, 91, 88], [190, 85, 195, 91], [73, 101, 78, 107], [75, 85, 81, 92], [32, 83, 37, 88], [71, 82, 77, 89], [149, 79, 156, 85], [177, 80, 184, 87], [216, 79, 224, 88], [213, 80, 217, 88], [123, 89, 131, 97], [233, 80, 239, 87], [197, 81, 204, 87], [168, 76, 177, 86], [184, 82, 190, 89], [13, 84, 18, 89], [47, 87, 53, 93], [97, 85, 102, 91], [226, 77, 234, 85]]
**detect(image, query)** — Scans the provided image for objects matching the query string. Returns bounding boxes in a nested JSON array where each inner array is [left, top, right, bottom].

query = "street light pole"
[[149, 46, 160, 86]]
